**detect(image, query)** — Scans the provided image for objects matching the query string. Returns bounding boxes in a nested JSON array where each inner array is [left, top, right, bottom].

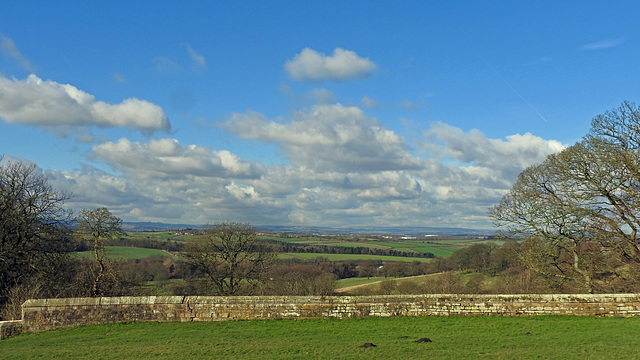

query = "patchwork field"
[[74, 231, 489, 262], [261, 234, 473, 257]]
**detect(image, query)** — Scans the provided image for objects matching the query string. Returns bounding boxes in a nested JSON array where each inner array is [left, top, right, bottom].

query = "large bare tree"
[[0, 159, 72, 308], [490, 102, 640, 292], [184, 222, 275, 295]]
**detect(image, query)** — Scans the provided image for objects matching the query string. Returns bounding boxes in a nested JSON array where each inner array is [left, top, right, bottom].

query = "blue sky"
[[0, 1, 638, 229]]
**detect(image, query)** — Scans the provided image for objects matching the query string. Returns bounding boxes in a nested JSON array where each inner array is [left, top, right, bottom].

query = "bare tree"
[[490, 102, 640, 292], [75, 207, 124, 296], [184, 222, 275, 295], [0, 159, 72, 310]]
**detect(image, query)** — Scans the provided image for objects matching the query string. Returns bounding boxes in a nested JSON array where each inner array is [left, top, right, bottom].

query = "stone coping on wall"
[[5, 293, 640, 338], [22, 293, 640, 306]]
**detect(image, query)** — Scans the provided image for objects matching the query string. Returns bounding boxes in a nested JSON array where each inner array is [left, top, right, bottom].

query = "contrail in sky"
[[482, 60, 549, 123], [471, 47, 549, 123]]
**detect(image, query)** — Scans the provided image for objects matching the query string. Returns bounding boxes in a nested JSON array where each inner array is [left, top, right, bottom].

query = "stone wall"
[[11, 293, 640, 336], [0, 320, 23, 339]]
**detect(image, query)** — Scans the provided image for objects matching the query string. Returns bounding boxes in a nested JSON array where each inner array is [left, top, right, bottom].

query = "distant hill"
[[121, 222, 495, 237]]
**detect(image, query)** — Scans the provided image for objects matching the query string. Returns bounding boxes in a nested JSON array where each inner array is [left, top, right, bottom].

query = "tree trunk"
[[572, 248, 593, 294]]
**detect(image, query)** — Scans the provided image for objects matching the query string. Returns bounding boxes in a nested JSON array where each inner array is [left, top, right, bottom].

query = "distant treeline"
[[87, 237, 185, 252], [78, 236, 434, 259], [262, 239, 434, 258]]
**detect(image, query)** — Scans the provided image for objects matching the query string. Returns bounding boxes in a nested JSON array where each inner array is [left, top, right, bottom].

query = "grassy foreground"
[[2, 316, 638, 359]]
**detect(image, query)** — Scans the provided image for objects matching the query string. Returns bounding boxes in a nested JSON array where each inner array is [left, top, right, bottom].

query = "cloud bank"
[[44, 103, 564, 229], [0, 47, 564, 229]]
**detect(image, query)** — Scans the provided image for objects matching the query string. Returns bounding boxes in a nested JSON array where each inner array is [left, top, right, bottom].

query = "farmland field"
[[279, 253, 432, 262], [72, 232, 491, 262], [1, 316, 637, 359], [75, 247, 430, 262], [75, 246, 177, 260], [261, 234, 486, 258]]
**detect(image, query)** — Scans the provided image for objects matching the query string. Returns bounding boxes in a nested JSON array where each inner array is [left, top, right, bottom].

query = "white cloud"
[[153, 56, 180, 73], [423, 122, 565, 180], [0, 74, 170, 134], [581, 38, 625, 50], [91, 138, 262, 179], [284, 48, 377, 81], [48, 166, 134, 208], [223, 104, 421, 172], [413, 122, 566, 226], [112, 72, 126, 83], [304, 88, 337, 104], [360, 96, 378, 109], [0, 35, 36, 72], [398, 99, 419, 110], [185, 44, 207, 70], [226, 182, 261, 202]]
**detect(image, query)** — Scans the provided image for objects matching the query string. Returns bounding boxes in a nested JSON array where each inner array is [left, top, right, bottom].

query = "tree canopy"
[[490, 101, 640, 292]]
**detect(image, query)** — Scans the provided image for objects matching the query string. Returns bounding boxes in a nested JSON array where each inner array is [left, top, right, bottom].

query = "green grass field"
[[70, 231, 486, 263], [1, 316, 637, 359], [261, 235, 476, 258], [279, 253, 431, 262]]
